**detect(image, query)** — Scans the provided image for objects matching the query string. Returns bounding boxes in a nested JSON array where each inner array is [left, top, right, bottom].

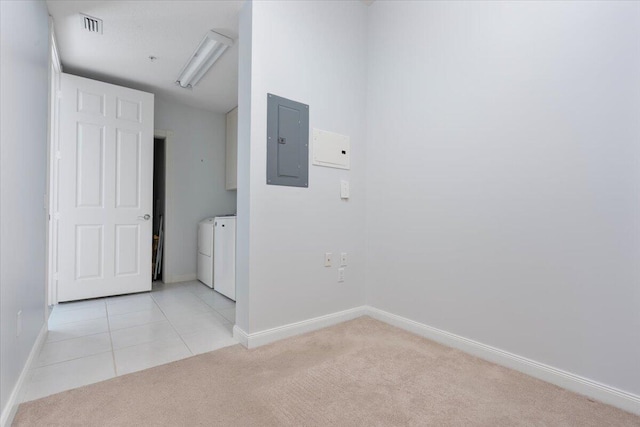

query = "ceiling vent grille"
[[81, 14, 103, 34]]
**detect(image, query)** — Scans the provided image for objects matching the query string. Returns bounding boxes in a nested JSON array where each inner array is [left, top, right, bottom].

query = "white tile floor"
[[22, 281, 236, 402]]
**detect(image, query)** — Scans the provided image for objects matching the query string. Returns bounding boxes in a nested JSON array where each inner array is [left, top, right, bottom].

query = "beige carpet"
[[14, 317, 640, 426]]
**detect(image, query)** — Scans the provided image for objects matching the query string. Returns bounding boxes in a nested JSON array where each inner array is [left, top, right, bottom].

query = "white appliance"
[[197, 218, 215, 288], [214, 216, 236, 301]]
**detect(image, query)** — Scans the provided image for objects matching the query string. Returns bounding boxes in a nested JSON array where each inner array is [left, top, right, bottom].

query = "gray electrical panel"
[[266, 93, 309, 188]]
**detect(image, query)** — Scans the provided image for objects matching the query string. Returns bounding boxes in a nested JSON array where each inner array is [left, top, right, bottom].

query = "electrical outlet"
[[340, 252, 347, 266], [16, 310, 22, 337], [324, 252, 332, 267], [338, 267, 345, 282]]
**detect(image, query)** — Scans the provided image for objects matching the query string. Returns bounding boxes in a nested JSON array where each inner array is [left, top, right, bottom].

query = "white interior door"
[[57, 73, 154, 302]]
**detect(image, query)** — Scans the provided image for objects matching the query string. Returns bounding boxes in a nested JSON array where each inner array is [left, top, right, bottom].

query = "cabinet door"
[[225, 107, 238, 190]]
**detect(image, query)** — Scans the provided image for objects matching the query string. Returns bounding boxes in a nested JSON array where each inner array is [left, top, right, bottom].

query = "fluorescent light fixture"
[[176, 31, 234, 89]]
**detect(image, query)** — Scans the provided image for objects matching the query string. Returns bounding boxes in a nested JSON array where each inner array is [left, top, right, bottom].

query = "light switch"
[[340, 180, 349, 199]]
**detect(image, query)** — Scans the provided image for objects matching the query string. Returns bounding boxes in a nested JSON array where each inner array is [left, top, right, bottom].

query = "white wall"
[[154, 98, 236, 283], [366, 1, 640, 396], [235, 1, 252, 332], [239, 0, 368, 333], [0, 0, 49, 418]]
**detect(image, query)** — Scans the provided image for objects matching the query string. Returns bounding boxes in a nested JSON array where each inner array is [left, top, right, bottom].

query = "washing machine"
[[197, 218, 215, 288], [213, 216, 236, 301]]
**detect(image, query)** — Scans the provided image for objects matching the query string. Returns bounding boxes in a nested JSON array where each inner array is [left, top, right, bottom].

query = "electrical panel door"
[[266, 93, 309, 188]]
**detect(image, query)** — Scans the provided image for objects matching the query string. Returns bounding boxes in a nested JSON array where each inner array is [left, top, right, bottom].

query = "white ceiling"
[[46, 1, 244, 114]]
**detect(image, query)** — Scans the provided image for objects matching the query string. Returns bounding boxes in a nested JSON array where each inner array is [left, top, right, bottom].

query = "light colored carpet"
[[14, 317, 640, 426]]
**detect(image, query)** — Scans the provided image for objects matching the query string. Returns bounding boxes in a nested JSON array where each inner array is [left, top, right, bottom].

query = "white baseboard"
[[231, 305, 639, 415], [163, 273, 197, 284], [232, 325, 249, 348], [366, 306, 640, 416], [235, 306, 368, 349], [0, 323, 48, 427]]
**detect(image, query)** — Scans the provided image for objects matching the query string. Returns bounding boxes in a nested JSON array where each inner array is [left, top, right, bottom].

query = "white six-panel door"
[[57, 73, 154, 302]]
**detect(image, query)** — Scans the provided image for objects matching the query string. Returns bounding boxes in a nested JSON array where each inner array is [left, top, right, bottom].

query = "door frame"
[[46, 19, 62, 306], [153, 129, 173, 283]]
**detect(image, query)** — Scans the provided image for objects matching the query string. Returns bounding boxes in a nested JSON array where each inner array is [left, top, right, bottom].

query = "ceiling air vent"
[[81, 14, 103, 34]]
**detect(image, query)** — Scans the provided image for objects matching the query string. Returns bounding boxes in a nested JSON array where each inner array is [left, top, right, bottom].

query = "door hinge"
[[56, 151, 62, 160], [53, 212, 60, 220], [56, 90, 62, 99]]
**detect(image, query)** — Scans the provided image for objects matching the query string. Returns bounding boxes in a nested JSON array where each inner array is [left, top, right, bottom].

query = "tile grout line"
[[152, 282, 235, 351], [23, 303, 113, 402], [35, 304, 111, 368], [110, 318, 167, 333], [105, 300, 119, 376], [186, 283, 237, 343], [48, 315, 108, 327], [188, 284, 235, 329], [107, 291, 188, 372], [188, 282, 236, 324], [101, 283, 234, 363], [201, 285, 237, 328], [150, 290, 196, 356], [29, 350, 115, 370], [181, 284, 233, 350], [44, 328, 108, 345], [50, 297, 108, 313]]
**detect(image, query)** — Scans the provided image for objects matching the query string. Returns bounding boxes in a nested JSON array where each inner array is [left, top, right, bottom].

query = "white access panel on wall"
[[312, 128, 350, 170], [56, 73, 154, 302]]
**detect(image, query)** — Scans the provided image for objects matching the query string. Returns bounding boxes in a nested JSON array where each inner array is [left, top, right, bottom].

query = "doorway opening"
[[153, 137, 166, 282]]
